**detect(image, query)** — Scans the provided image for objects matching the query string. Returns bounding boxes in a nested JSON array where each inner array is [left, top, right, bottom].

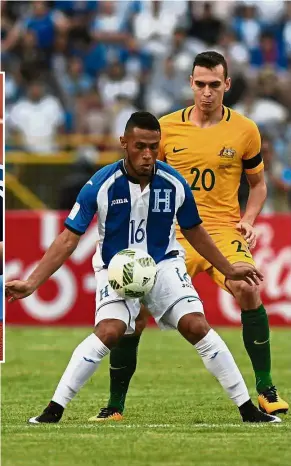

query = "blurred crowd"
[[2, 0, 291, 211]]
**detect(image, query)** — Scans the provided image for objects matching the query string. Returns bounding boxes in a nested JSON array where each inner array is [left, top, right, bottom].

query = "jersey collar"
[[184, 105, 231, 123], [120, 159, 157, 184]]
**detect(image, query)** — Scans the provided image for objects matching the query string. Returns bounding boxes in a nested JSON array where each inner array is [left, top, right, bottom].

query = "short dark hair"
[[124, 111, 161, 134], [192, 51, 228, 80]]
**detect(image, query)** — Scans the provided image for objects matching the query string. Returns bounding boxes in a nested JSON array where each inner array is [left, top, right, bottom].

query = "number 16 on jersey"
[[130, 219, 146, 244]]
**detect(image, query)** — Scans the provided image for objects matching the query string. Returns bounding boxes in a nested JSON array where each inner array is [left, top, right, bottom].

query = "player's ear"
[[120, 136, 127, 150], [189, 75, 194, 89], [225, 77, 231, 92]]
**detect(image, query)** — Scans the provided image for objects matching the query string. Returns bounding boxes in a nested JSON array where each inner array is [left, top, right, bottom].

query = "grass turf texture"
[[2, 327, 291, 466]]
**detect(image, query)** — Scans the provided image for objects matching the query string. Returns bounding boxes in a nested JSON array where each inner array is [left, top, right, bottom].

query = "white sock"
[[194, 329, 250, 407], [52, 334, 109, 408]]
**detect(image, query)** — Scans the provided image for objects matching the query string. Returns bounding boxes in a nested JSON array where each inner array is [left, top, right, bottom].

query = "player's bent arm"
[[26, 228, 80, 292], [181, 225, 235, 278], [241, 171, 267, 226], [180, 224, 263, 286]]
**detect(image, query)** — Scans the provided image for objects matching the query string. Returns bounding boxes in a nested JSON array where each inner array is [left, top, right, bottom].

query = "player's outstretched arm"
[[181, 224, 263, 286], [5, 228, 80, 302]]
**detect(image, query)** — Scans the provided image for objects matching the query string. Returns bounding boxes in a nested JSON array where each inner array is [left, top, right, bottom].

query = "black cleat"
[[239, 399, 281, 423], [88, 407, 123, 422], [28, 401, 64, 424]]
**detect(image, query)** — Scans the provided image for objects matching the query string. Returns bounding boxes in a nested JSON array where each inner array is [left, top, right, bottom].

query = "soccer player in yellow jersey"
[[92, 52, 288, 422]]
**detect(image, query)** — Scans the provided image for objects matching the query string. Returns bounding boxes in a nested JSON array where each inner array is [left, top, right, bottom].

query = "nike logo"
[[254, 339, 269, 345], [187, 298, 197, 303], [173, 147, 187, 153], [83, 357, 96, 364], [210, 351, 219, 359]]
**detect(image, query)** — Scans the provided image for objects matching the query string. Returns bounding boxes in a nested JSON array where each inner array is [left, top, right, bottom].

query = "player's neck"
[[190, 105, 224, 128], [124, 159, 152, 191]]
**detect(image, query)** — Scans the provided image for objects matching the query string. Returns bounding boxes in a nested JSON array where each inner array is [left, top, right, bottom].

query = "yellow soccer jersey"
[[158, 105, 263, 234]]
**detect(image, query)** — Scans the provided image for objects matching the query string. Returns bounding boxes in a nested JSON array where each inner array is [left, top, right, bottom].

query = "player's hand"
[[5, 280, 35, 303], [236, 221, 257, 249], [226, 264, 264, 286]]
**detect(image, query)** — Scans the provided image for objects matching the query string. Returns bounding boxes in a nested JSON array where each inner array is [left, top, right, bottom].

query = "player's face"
[[120, 128, 160, 178], [190, 65, 231, 113]]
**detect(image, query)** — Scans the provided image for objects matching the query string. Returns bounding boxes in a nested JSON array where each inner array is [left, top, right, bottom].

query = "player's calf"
[[28, 318, 127, 425], [175, 307, 281, 422], [228, 275, 288, 411], [96, 305, 148, 416]]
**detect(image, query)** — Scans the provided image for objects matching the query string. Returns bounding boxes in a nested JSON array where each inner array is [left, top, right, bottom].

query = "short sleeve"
[[176, 180, 202, 230], [242, 121, 264, 175], [64, 180, 98, 235]]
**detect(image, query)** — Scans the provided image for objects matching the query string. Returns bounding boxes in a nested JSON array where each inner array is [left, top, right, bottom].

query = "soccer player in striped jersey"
[[6, 112, 280, 424]]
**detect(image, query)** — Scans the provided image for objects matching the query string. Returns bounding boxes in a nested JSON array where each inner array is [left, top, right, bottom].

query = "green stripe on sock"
[[241, 304, 272, 393]]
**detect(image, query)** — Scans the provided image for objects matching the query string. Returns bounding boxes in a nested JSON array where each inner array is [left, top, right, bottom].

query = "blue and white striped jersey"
[[65, 160, 202, 269]]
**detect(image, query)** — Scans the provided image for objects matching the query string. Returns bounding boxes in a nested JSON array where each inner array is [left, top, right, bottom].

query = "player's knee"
[[233, 281, 259, 298], [178, 313, 210, 345], [231, 281, 261, 309], [94, 320, 126, 349]]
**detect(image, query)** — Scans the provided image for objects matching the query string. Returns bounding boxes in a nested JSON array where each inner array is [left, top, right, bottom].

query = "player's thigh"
[[145, 257, 204, 330], [95, 269, 140, 334], [178, 236, 211, 277], [208, 229, 255, 292]]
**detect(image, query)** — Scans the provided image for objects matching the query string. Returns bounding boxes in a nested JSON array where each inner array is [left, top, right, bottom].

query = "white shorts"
[[95, 257, 204, 334]]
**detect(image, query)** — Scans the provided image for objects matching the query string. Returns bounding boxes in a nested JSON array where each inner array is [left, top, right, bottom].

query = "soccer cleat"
[[88, 407, 123, 422], [258, 386, 289, 415], [239, 399, 281, 423], [28, 401, 64, 424]]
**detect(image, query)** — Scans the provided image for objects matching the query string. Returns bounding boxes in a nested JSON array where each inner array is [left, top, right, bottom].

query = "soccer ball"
[[108, 248, 157, 299]]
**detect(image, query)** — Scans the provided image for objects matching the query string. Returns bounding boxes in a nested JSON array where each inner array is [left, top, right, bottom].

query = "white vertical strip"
[[155, 169, 186, 256], [40, 211, 59, 250], [128, 182, 149, 253], [92, 169, 123, 271]]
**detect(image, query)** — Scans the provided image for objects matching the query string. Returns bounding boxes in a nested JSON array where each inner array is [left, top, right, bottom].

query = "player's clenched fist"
[[5, 280, 35, 302], [226, 263, 263, 286]]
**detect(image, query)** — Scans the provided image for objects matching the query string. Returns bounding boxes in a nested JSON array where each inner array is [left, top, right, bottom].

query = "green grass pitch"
[[2, 327, 291, 466]]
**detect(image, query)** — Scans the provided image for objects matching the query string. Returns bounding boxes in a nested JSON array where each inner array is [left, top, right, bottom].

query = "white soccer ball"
[[108, 248, 157, 299]]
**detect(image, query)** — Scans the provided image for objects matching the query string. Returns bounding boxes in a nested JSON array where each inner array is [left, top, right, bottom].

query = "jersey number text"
[[231, 240, 252, 259], [130, 219, 145, 244], [190, 168, 215, 191]]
